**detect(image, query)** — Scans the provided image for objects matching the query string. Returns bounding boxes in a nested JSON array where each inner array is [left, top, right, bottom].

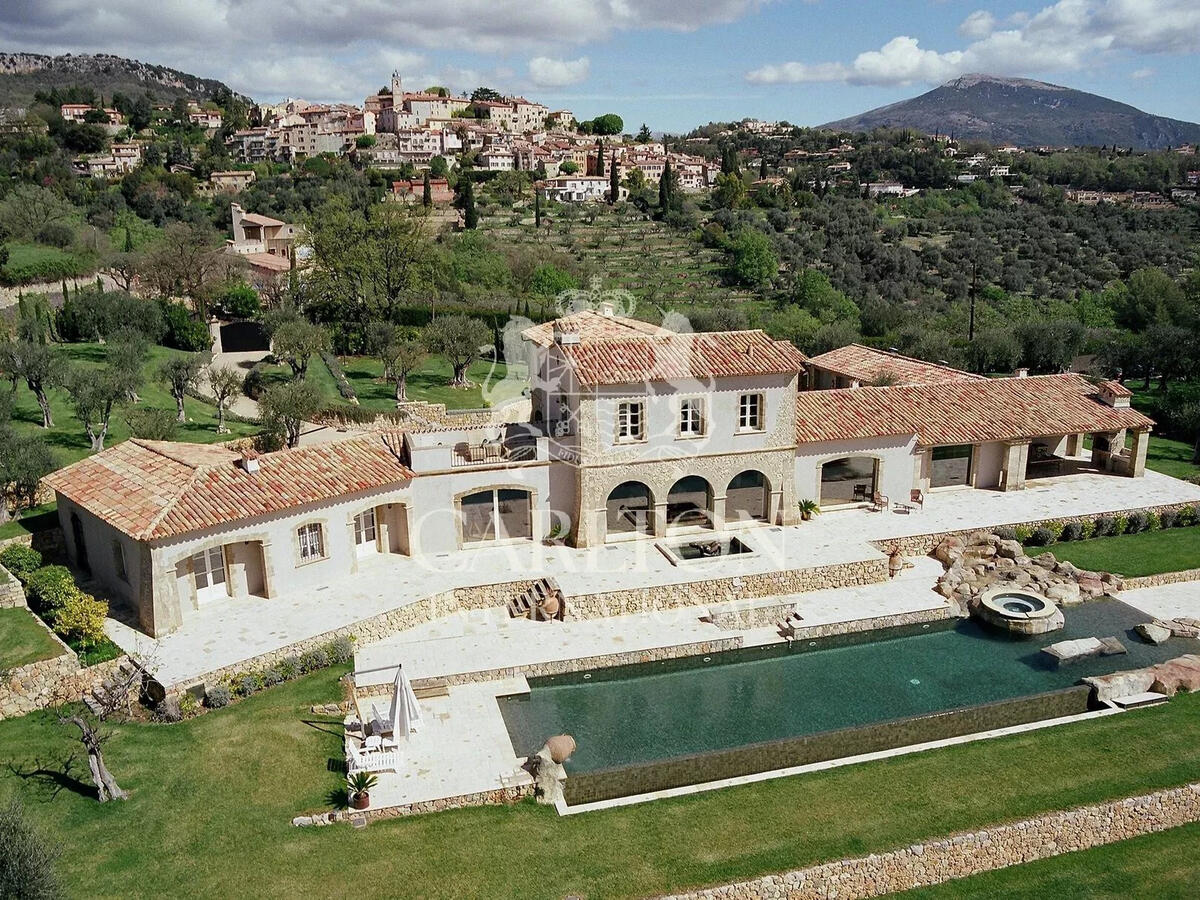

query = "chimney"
[[238, 450, 260, 473], [598, 300, 615, 318], [552, 322, 581, 346], [1014, 367, 1029, 378]]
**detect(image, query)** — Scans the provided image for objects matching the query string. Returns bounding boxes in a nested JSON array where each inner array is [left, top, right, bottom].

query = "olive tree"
[[424, 315, 490, 388]]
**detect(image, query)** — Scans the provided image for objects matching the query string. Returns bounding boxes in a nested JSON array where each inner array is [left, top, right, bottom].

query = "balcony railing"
[[450, 438, 540, 468]]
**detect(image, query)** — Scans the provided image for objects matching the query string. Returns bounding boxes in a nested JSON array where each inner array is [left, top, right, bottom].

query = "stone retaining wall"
[[1121, 568, 1200, 590], [566, 560, 889, 620], [356, 635, 745, 696], [0, 528, 66, 560], [709, 600, 798, 631], [789, 604, 952, 642], [360, 783, 534, 820], [661, 782, 1200, 900], [870, 502, 1194, 558], [0, 565, 25, 608]]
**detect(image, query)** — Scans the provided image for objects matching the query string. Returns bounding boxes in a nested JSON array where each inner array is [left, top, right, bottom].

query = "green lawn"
[[1142, 435, 1200, 481], [0, 607, 64, 670], [339, 355, 525, 411], [904, 820, 1200, 898], [0, 503, 58, 541], [4, 667, 1200, 899], [8, 343, 260, 466], [1025, 527, 1200, 577], [0, 242, 94, 286]]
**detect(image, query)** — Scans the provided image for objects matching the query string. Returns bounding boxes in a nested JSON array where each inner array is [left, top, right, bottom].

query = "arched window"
[[727, 470, 769, 522], [606, 481, 653, 536], [820, 457, 878, 507], [667, 476, 713, 528]]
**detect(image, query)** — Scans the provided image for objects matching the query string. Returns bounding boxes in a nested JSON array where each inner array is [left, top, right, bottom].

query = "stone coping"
[[659, 782, 1200, 899], [1122, 568, 1200, 590]]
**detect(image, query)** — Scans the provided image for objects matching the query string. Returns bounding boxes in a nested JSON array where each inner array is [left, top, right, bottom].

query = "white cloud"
[[958, 10, 996, 39], [528, 56, 591, 87], [746, 0, 1200, 86], [1131, 66, 1155, 78]]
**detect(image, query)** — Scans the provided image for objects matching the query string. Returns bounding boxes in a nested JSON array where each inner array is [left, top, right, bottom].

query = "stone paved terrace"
[[105, 470, 1200, 687]]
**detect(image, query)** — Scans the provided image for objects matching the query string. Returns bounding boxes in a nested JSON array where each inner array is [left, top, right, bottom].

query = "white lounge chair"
[[346, 739, 400, 775]]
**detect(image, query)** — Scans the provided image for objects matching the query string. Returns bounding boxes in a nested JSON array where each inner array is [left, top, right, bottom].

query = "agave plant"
[[797, 498, 821, 521], [347, 771, 378, 797]]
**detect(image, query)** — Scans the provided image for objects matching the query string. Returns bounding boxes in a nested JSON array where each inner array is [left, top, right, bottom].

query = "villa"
[[44, 308, 1154, 641]]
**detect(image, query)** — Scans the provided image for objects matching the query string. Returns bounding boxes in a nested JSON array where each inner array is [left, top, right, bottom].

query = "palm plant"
[[797, 498, 821, 521], [347, 771, 378, 800]]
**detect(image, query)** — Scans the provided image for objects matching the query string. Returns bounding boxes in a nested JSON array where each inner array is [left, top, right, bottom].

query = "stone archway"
[[666, 475, 713, 528], [606, 481, 654, 537], [726, 470, 770, 523]]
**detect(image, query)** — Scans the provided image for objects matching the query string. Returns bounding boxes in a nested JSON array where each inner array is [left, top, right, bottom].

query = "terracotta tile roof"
[[1098, 379, 1133, 398], [521, 309, 670, 348], [239, 212, 286, 227], [242, 252, 292, 273], [807, 344, 984, 386], [44, 435, 414, 541], [795, 374, 1154, 446]]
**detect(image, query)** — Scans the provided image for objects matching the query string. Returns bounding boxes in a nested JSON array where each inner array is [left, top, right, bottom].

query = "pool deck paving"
[[107, 469, 1200, 689]]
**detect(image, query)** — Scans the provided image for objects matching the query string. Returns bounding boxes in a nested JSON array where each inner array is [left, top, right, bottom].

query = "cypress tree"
[[534, 189, 542, 229], [124, 225, 133, 252], [659, 159, 672, 213], [759, 157, 768, 179], [462, 178, 478, 229], [609, 151, 618, 204], [422, 171, 432, 208], [595, 139, 604, 177]]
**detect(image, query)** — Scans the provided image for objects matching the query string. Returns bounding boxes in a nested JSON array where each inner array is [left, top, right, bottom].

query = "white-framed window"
[[616, 401, 645, 442], [192, 546, 225, 590], [678, 397, 705, 437], [353, 508, 377, 546], [297, 522, 325, 562], [737, 393, 764, 432]]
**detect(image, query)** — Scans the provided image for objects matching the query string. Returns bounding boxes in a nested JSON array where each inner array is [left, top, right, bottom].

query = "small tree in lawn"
[[272, 319, 329, 380], [9, 340, 60, 427], [1179, 402, 1200, 464], [0, 797, 61, 898], [0, 421, 56, 524], [367, 321, 426, 403], [425, 314, 490, 388], [61, 342, 142, 452], [259, 379, 322, 448], [207, 365, 244, 434], [160, 353, 205, 423]]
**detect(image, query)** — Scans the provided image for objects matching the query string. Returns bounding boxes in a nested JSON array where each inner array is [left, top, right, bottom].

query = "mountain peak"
[[822, 76, 1200, 149]]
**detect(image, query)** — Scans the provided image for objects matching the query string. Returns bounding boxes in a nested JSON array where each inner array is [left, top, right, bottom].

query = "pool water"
[[499, 599, 1184, 774]]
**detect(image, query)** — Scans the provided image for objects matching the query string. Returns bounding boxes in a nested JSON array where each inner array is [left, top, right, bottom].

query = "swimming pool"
[[498, 599, 1183, 775]]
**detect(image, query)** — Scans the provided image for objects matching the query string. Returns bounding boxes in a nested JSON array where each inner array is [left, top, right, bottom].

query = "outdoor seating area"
[[344, 665, 423, 774]]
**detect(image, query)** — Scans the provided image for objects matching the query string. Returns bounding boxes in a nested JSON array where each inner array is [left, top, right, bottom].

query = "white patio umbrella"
[[392, 664, 423, 738]]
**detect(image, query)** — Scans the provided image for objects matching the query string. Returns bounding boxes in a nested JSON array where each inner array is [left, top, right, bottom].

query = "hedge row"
[[320, 351, 358, 402], [0, 547, 109, 656], [996, 504, 1200, 548]]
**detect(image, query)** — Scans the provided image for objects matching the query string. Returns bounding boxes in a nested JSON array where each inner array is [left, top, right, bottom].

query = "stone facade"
[[566, 559, 888, 620], [1122, 568, 1200, 590], [661, 782, 1200, 900], [359, 783, 534, 820], [0, 565, 25, 608], [788, 605, 951, 641], [0, 629, 128, 721]]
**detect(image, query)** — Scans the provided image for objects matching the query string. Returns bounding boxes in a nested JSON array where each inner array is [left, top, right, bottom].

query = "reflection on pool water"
[[1001, 597, 1045, 614], [499, 599, 1184, 774]]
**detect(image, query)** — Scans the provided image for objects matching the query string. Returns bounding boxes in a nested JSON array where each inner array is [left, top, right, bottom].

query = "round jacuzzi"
[[974, 587, 1064, 635]]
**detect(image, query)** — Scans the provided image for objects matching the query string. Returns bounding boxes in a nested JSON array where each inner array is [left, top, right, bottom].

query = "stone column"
[[1066, 433, 1083, 456], [710, 495, 727, 531], [1128, 428, 1150, 477], [1000, 440, 1030, 492], [653, 502, 669, 537]]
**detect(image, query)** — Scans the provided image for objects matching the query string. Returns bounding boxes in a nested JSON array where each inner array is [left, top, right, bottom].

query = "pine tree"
[[422, 171, 432, 208], [609, 151, 619, 204]]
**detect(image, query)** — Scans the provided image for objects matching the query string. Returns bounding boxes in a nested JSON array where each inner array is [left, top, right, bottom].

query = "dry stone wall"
[[0, 628, 128, 721], [0, 565, 25, 608], [1122, 568, 1200, 590], [661, 782, 1200, 900]]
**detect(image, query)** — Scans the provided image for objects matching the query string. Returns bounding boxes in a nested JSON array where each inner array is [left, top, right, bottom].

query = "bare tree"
[[207, 365, 244, 434], [52, 662, 145, 803]]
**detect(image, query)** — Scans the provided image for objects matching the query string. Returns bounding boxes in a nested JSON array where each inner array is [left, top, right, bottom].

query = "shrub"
[[178, 692, 201, 719], [1177, 505, 1196, 527], [1146, 511, 1161, 532], [278, 655, 301, 679], [159, 300, 212, 352], [0, 797, 61, 900], [320, 351, 357, 402], [242, 362, 269, 401], [1045, 521, 1065, 540], [993, 525, 1017, 541], [1126, 511, 1150, 534], [153, 696, 182, 723], [299, 648, 330, 673], [1159, 509, 1178, 529], [36, 222, 75, 248], [261, 667, 284, 687], [1028, 526, 1057, 546], [1013, 524, 1034, 542], [0, 545, 42, 582], [205, 684, 231, 709], [326, 635, 353, 664], [1112, 515, 1129, 535], [1078, 519, 1096, 540], [235, 673, 262, 697], [1060, 521, 1084, 542], [24, 565, 80, 618], [52, 592, 108, 648], [124, 407, 177, 440], [1093, 516, 1115, 537]]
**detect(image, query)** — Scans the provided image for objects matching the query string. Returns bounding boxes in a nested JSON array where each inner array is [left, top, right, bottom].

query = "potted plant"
[[797, 499, 820, 521], [348, 771, 378, 810]]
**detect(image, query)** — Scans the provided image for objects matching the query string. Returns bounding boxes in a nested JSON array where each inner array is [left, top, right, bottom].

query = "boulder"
[[1149, 655, 1200, 697], [1083, 669, 1156, 703], [933, 536, 966, 566], [1097, 636, 1128, 656], [1077, 572, 1105, 597], [996, 539, 1023, 560], [1054, 560, 1081, 580], [1031, 552, 1058, 569], [1045, 581, 1082, 607], [1136, 623, 1173, 645], [963, 543, 997, 561], [1163, 619, 1200, 639], [1043, 637, 1108, 664]]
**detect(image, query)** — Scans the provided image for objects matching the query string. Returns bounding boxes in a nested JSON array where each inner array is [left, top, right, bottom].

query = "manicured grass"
[[340, 354, 525, 411], [0, 503, 59, 541], [0, 607, 64, 670], [7, 343, 260, 466], [0, 242, 94, 285], [4, 668, 1200, 899], [904, 820, 1200, 898], [1025, 526, 1200, 577], [1142, 435, 1200, 481]]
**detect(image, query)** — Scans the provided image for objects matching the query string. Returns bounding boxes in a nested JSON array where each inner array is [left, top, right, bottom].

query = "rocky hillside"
[[0, 52, 248, 106], [823, 74, 1200, 150]]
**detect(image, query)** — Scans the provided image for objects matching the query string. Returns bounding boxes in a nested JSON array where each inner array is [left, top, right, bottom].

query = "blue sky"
[[2, 1, 1198, 132]]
